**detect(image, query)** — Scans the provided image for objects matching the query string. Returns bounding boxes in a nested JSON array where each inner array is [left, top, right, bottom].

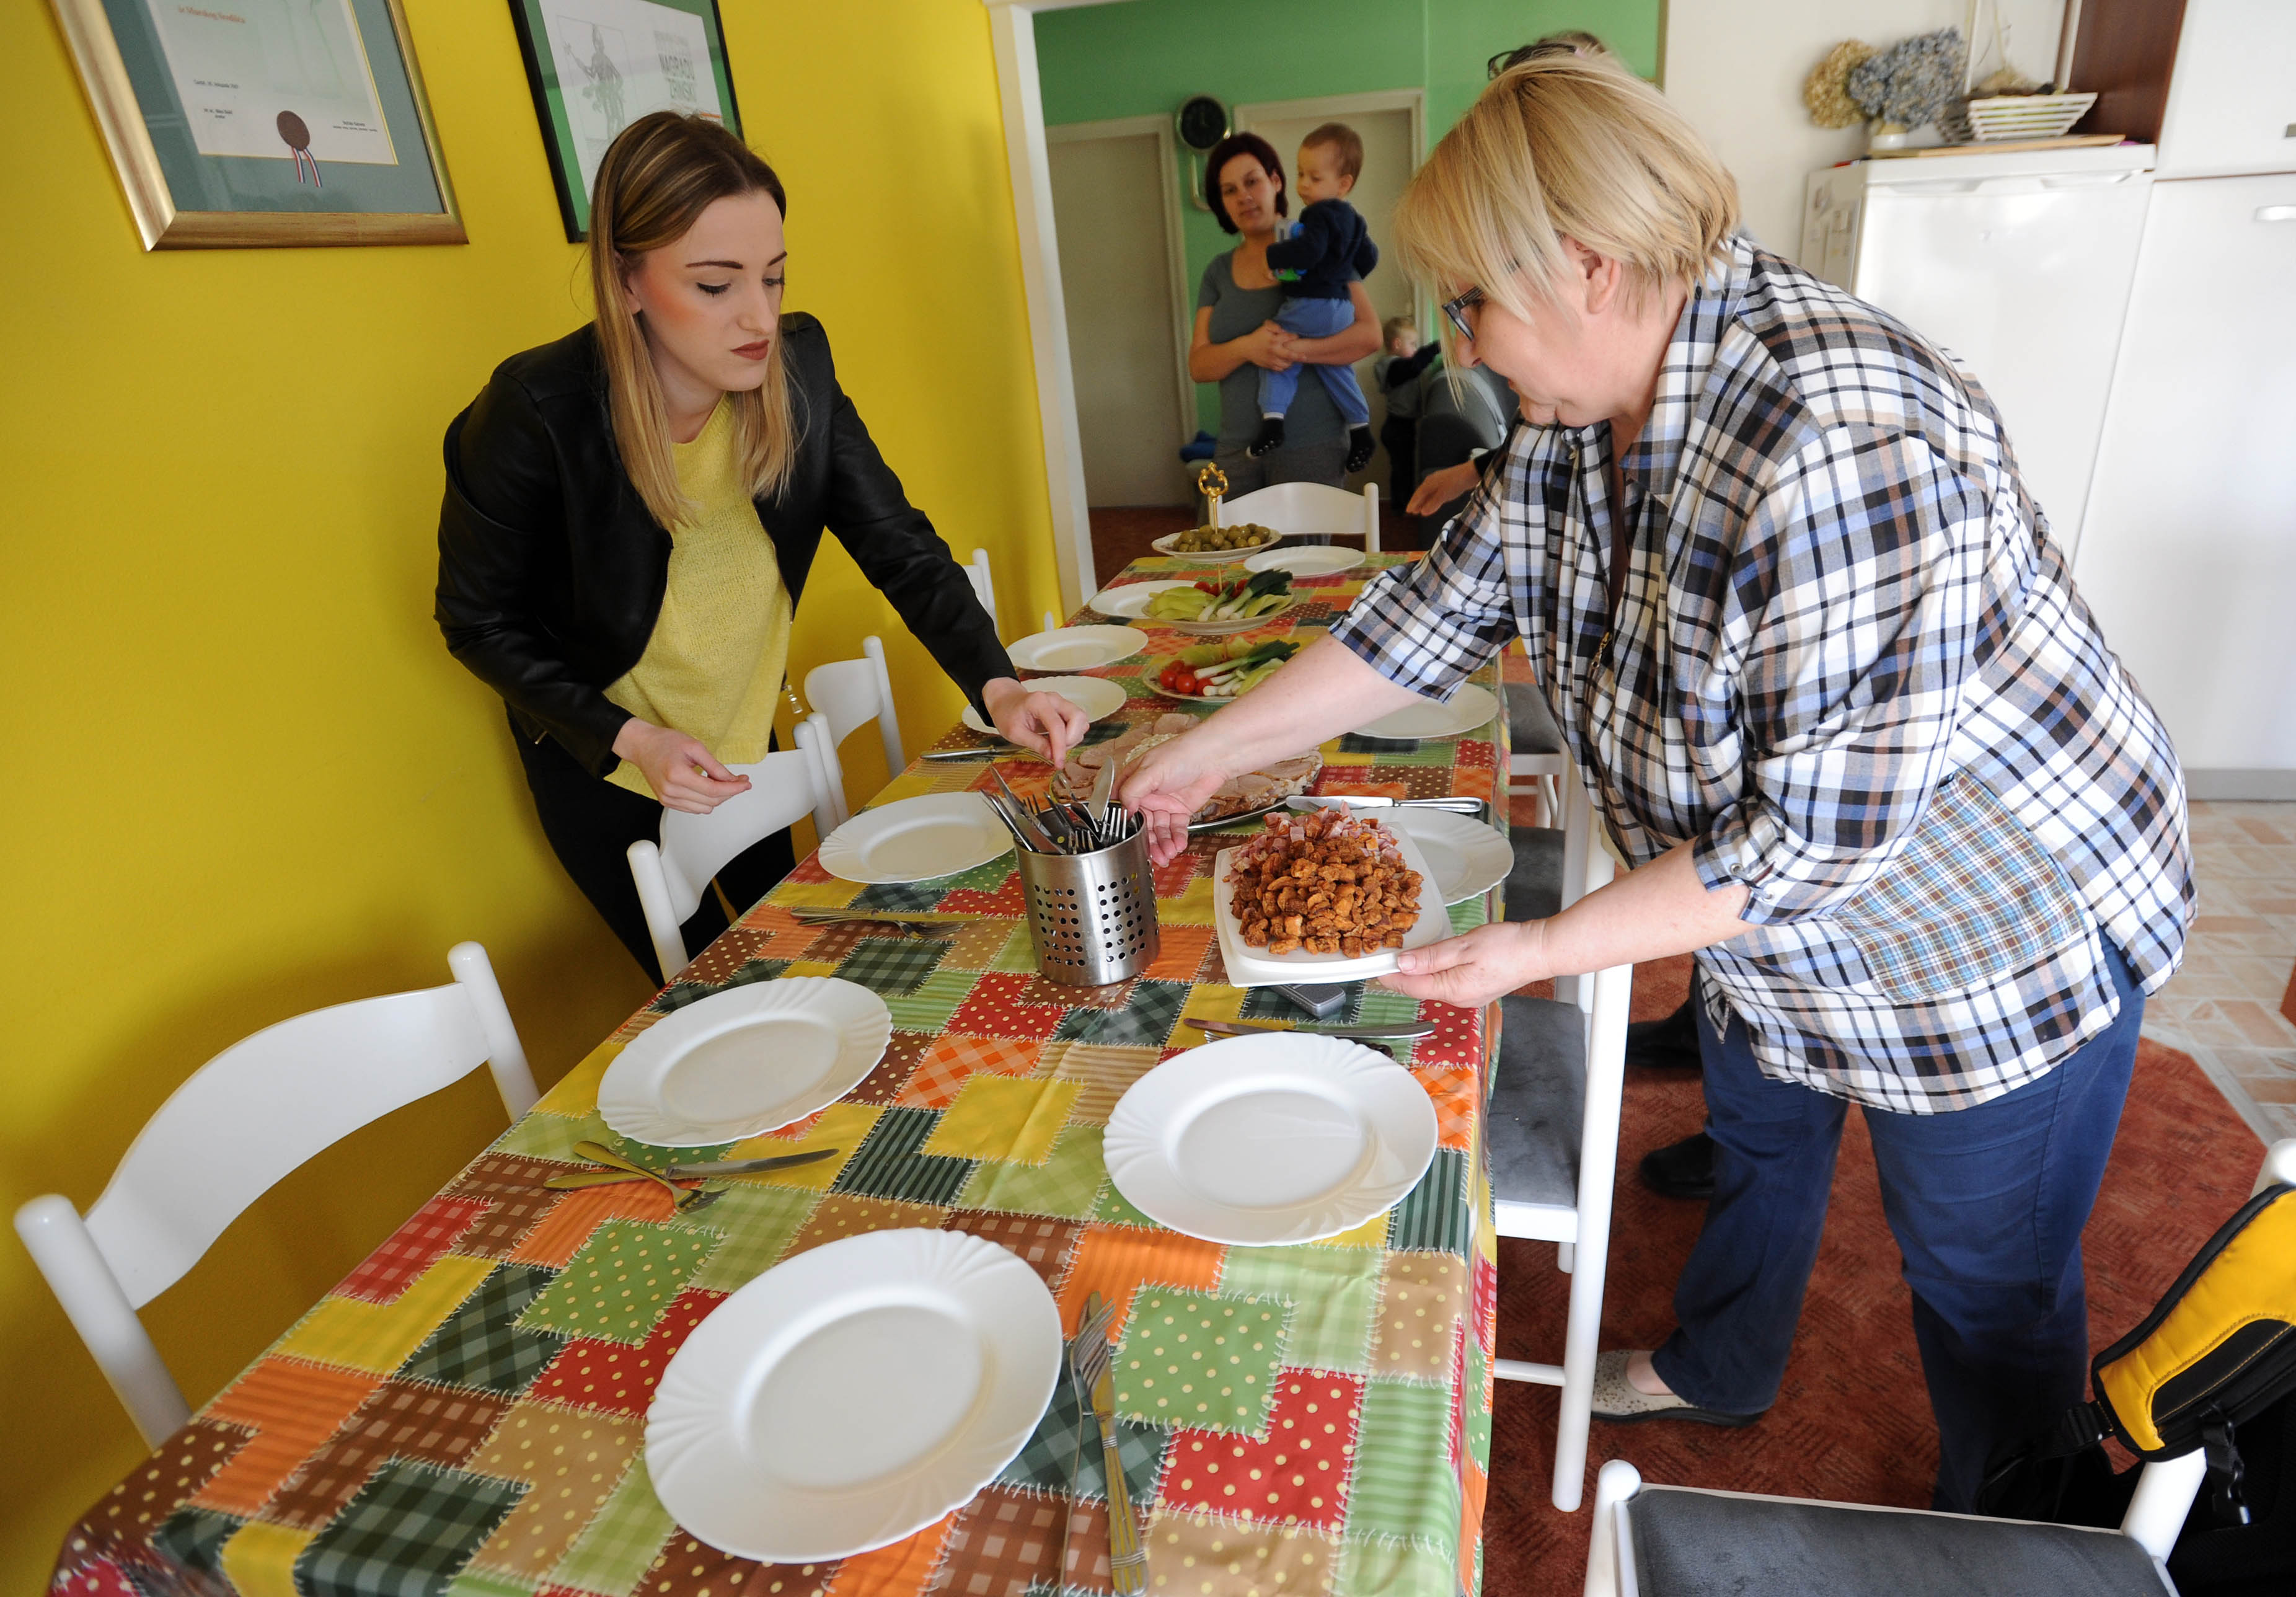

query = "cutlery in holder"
[[1017, 820, 1160, 986]]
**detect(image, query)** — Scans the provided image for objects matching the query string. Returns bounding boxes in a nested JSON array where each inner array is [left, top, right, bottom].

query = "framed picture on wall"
[[50, 0, 464, 250], [506, 0, 742, 242]]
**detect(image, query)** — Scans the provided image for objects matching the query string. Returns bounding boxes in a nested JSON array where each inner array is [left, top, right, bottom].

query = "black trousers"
[[512, 716, 795, 984]]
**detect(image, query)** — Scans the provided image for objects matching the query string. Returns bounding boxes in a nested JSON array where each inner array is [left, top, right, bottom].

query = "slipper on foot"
[[1589, 1350, 1763, 1428]]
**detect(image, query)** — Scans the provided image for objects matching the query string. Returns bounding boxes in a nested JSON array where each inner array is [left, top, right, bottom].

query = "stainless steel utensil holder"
[[1018, 826, 1159, 986]]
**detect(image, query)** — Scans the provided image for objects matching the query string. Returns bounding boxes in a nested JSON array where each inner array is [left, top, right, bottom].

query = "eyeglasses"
[[1440, 285, 1485, 343]]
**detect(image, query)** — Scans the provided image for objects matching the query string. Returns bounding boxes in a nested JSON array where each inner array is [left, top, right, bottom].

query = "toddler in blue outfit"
[[1253, 123, 1379, 471]]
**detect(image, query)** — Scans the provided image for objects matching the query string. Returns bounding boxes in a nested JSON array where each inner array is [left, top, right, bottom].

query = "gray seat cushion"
[[1626, 1486, 2171, 1597], [1487, 993, 1585, 1211], [1506, 682, 1564, 756], [1503, 828, 1563, 923]]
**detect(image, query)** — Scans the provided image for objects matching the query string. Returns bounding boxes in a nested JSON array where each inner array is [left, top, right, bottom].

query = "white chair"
[[1489, 776, 1633, 1511], [967, 546, 1056, 642], [966, 547, 998, 630], [627, 722, 836, 980], [1212, 479, 1381, 552], [805, 637, 904, 826], [1508, 647, 1568, 829], [13, 944, 538, 1448], [1579, 1139, 2296, 1595]]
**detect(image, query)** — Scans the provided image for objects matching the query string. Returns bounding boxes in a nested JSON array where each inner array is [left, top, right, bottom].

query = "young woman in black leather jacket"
[[436, 113, 1081, 979]]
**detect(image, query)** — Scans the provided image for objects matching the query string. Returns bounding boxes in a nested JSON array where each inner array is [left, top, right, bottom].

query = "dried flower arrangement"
[[1803, 40, 1876, 130], [1846, 29, 1969, 132]]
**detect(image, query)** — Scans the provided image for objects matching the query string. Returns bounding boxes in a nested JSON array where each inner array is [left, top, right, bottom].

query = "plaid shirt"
[[1333, 238, 2192, 1112]]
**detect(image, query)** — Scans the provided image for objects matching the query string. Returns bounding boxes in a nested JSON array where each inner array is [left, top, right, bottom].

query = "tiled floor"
[[2145, 800, 2296, 1143]]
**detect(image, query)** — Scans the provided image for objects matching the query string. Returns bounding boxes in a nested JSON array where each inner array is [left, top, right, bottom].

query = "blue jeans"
[[1258, 296, 1370, 427], [1649, 944, 2142, 1511]]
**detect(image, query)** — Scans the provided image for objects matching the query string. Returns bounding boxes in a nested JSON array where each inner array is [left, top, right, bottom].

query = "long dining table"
[[52, 550, 1510, 1597]]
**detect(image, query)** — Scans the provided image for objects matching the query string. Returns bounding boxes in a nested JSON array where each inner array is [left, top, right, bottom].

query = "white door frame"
[[1232, 87, 1428, 327], [984, 0, 1131, 611], [1044, 115, 1198, 458]]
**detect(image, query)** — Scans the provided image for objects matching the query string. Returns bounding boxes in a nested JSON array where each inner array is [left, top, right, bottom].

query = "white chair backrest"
[[965, 546, 1056, 640], [88, 942, 532, 1307], [14, 942, 535, 1444], [804, 637, 904, 821], [967, 547, 998, 634], [1214, 480, 1380, 551], [651, 742, 828, 919], [629, 728, 834, 979]]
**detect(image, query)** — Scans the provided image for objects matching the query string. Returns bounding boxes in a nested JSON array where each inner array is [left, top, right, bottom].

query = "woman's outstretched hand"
[[614, 718, 752, 814], [1118, 733, 1233, 864], [1378, 919, 1550, 1011], [1406, 459, 1481, 516], [983, 678, 1092, 770]]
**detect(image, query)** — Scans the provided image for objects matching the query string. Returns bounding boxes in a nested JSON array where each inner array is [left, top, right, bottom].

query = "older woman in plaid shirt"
[[1121, 55, 2193, 1511]]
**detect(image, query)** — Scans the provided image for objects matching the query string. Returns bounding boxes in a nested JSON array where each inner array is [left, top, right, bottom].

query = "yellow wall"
[[0, 1, 1054, 1583]]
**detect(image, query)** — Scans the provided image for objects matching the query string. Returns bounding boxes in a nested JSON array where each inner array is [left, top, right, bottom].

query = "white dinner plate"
[[819, 793, 1014, 885], [1356, 682, 1499, 741], [1089, 580, 1193, 619], [1211, 824, 1450, 986], [959, 675, 1129, 737], [1243, 544, 1364, 577], [1379, 808, 1514, 905], [1152, 530, 1277, 563], [647, 1228, 1062, 1561], [1007, 625, 1144, 673], [1103, 1034, 1439, 1245], [599, 977, 893, 1146], [1166, 599, 1297, 637]]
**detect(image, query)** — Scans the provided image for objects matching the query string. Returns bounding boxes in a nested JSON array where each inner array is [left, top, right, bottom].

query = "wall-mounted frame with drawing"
[[506, 0, 742, 242], [50, 0, 464, 250]]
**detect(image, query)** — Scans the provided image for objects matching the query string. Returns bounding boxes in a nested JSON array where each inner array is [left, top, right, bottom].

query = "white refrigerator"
[[2068, 0, 2296, 787], [1799, 142, 2157, 542]]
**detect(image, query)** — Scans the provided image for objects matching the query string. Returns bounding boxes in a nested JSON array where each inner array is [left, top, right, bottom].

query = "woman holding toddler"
[[1190, 130, 1383, 494]]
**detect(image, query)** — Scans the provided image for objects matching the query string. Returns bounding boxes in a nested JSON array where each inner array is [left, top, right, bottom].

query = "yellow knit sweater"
[[604, 400, 792, 795]]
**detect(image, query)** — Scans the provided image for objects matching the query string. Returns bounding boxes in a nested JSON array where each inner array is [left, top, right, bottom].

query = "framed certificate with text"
[[51, 0, 464, 250], [506, 0, 741, 242]]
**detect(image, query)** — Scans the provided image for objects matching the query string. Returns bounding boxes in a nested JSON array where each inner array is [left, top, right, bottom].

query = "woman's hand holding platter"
[[1378, 920, 1551, 1010]]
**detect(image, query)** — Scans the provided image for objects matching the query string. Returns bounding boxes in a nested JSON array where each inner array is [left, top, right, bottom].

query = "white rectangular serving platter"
[[1211, 824, 1451, 986]]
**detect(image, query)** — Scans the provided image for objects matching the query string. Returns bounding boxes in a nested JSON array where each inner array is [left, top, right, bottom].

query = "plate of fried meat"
[[1211, 808, 1451, 986]]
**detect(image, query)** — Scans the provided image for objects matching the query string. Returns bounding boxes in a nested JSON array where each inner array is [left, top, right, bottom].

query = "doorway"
[[1236, 91, 1423, 499], [1046, 118, 1194, 511]]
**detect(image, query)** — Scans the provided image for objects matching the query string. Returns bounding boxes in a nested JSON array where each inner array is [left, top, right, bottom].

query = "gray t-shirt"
[[1196, 250, 1347, 451]]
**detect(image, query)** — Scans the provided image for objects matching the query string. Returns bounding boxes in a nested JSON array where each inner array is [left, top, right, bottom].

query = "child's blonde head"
[[1381, 315, 1419, 354], [1296, 123, 1363, 204], [1302, 123, 1363, 180]]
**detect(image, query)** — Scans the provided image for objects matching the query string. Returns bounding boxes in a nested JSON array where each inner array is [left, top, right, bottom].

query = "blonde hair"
[[1393, 54, 1737, 330], [1381, 314, 1418, 345], [587, 113, 799, 529]]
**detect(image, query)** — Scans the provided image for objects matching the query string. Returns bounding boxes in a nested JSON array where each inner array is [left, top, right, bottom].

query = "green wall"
[[1036, 0, 1662, 431]]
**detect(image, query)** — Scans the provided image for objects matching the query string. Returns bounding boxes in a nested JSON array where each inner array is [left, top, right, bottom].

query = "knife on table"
[[542, 1148, 837, 1189], [1192, 1017, 1436, 1042], [1082, 1294, 1148, 1595], [1287, 795, 1488, 816], [788, 910, 977, 926]]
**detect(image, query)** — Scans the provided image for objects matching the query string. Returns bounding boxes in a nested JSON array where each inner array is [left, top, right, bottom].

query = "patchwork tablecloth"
[[53, 554, 1508, 1597]]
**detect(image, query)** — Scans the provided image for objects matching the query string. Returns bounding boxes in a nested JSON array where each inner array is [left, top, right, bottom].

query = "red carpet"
[[1483, 955, 2267, 1596]]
